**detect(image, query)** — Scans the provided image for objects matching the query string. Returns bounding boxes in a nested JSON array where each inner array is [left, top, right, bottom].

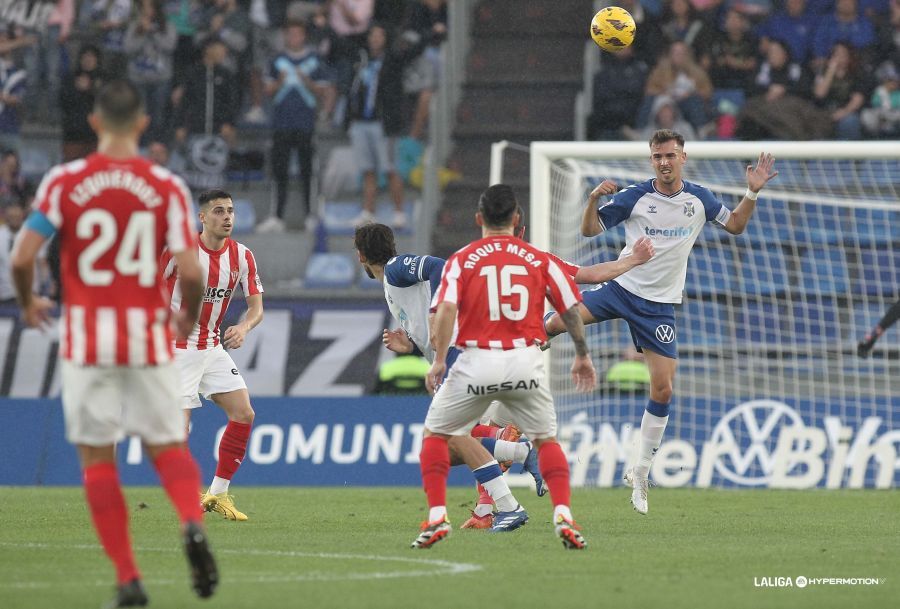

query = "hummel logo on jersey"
[[648, 204, 657, 214], [644, 226, 693, 238], [655, 324, 676, 343], [683, 201, 695, 217], [467, 379, 539, 395]]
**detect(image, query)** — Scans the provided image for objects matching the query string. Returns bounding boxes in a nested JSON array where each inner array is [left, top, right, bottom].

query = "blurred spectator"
[[146, 139, 186, 174], [813, 42, 869, 138], [174, 38, 238, 145], [660, 0, 713, 61], [243, 0, 273, 124], [59, 45, 103, 162], [348, 24, 410, 228], [757, 0, 819, 66], [125, 0, 178, 143], [639, 40, 713, 131], [861, 60, 900, 135], [625, 94, 699, 141], [327, 0, 375, 104], [0, 28, 27, 154], [812, 0, 877, 68], [874, 0, 900, 66], [602, 347, 651, 394], [193, 0, 250, 76], [587, 45, 649, 139], [81, 0, 133, 78], [0, 149, 27, 203], [705, 8, 757, 94], [402, 0, 446, 141], [21, 0, 74, 124], [618, 0, 665, 64], [0, 202, 27, 302], [166, 0, 203, 86], [737, 38, 830, 139], [258, 20, 335, 234]]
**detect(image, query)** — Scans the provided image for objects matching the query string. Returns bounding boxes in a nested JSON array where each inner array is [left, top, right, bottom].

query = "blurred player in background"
[[414, 184, 597, 550], [162, 189, 264, 522], [857, 298, 900, 357], [545, 129, 777, 516], [11, 80, 217, 607]]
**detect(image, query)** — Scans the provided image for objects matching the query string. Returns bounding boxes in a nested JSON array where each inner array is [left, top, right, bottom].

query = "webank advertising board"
[[2, 396, 897, 489]]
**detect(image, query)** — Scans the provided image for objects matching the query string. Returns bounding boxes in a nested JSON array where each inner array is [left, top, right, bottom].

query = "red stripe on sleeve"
[[243, 246, 261, 296]]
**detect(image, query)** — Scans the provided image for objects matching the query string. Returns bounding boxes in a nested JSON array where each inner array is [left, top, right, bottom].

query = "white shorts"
[[480, 400, 517, 428], [61, 361, 185, 446], [174, 345, 247, 409], [424, 346, 558, 440]]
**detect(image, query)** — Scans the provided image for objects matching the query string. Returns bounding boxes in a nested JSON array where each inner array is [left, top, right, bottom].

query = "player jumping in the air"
[[11, 80, 218, 607], [857, 298, 900, 357], [414, 184, 597, 550], [545, 129, 777, 515], [162, 189, 264, 522]]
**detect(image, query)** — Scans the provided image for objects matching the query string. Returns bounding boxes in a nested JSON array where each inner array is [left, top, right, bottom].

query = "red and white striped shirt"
[[33, 154, 196, 366], [162, 238, 263, 350], [432, 235, 581, 350]]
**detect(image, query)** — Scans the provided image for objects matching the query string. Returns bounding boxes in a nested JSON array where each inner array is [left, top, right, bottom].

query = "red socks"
[[419, 436, 450, 508], [476, 483, 492, 506], [83, 463, 139, 585], [470, 424, 500, 439], [215, 421, 252, 481], [538, 441, 571, 508], [153, 447, 203, 523]]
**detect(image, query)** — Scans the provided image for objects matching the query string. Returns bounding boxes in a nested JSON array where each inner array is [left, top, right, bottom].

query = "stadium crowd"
[[589, 0, 900, 141]]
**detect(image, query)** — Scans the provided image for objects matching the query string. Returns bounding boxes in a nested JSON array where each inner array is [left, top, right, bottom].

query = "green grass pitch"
[[0, 487, 896, 609]]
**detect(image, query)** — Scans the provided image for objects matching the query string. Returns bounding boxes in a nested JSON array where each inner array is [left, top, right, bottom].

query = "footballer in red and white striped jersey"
[[431, 235, 582, 350], [162, 238, 263, 350], [32, 154, 196, 366]]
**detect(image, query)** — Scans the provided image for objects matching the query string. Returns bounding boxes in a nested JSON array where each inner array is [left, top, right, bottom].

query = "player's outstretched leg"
[[202, 392, 254, 521], [82, 458, 146, 607], [453, 435, 528, 533], [412, 435, 453, 548], [151, 446, 219, 597], [478, 436, 546, 496], [537, 440, 586, 549], [627, 401, 669, 515]]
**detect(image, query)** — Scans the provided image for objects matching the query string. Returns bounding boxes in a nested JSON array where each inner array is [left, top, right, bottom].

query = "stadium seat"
[[851, 207, 898, 246], [741, 198, 792, 244], [678, 300, 727, 345], [304, 253, 356, 289], [685, 244, 740, 297], [856, 248, 900, 297], [736, 245, 790, 296], [19, 147, 53, 181], [790, 296, 840, 343], [322, 200, 416, 236], [798, 246, 850, 295], [737, 299, 790, 345], [799, 201, 845, 245], [232, 199, 257, 235]]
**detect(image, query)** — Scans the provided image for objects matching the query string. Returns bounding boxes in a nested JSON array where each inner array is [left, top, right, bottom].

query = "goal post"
[[518, 140, 900, 489]]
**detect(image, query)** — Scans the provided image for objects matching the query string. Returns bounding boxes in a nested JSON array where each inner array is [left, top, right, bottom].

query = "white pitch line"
[[0, 541, 481, 589]]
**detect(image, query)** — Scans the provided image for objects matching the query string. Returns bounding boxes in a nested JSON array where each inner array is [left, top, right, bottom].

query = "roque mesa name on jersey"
[[462, 241, 544, 270], [69, 170, 164, 207], [467, 378, 540, 395]]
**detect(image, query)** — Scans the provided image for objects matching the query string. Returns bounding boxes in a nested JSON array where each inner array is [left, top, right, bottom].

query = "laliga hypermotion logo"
[[710, 399, 805, 485]]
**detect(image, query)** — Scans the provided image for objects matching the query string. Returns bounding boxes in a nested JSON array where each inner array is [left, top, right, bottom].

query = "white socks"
[[208, 476, 230, 496], [493, 440, 530, 463], [553, 504, 573, 523], [476, 463, 518, 512], [429, 506, 448, 522], [634, 410, 669, 479], [473, 503, 494, 517]]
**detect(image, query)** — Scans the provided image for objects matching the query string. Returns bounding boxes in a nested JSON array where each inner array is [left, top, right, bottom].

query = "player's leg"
[[479, 400, 544, 493], [544, 282, 624, 339], [543, 302, 595, 337], [61, 363, 146, 605], [199, 348, 253, 521], [125, 365, 218, 599]]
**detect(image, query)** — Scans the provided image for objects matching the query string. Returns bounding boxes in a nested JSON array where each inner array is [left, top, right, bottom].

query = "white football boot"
[[624, 468, 649, 515]]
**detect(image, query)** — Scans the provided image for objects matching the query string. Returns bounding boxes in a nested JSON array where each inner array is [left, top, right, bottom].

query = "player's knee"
[[235, 406, 254, 424], [650, 382, 673, 404]]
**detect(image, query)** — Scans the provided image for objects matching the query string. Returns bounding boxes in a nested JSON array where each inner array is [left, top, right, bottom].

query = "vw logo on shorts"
[[655, 324, 676, 343]]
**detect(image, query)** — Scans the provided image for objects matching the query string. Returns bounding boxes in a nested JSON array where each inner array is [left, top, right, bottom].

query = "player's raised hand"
[[426, 360, 446, 395], [588, 179, 618, 203], [383, 328, 414, 354], [631, 236, 655, 265], [223, 324, 248, 349], [746, 152, 778, 193], [571, 354, 597, 392], [20, 295, 54, 330]]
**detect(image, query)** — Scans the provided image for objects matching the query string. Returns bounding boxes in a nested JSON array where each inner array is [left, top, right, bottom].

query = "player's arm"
[[425, 301, 456, 394], [224, 294, 263, 349], [172, 249, 203, 339], [559, 305, 596, 392], [724, 152, 778, 235], [574, 236, 654, 284], [581, 180, 618, 237], [11, 225, 54, 328], [858, 298, 900, 357]]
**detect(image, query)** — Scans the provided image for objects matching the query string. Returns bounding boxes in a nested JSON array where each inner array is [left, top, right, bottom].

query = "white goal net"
[[525, 141, 899, 489]]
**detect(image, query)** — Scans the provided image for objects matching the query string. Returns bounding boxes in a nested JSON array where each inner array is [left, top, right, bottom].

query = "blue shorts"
[[580, 281, 678, 359]]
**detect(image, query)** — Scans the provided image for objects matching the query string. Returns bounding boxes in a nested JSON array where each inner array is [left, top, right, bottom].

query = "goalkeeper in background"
[[857, 298, 900, 357]]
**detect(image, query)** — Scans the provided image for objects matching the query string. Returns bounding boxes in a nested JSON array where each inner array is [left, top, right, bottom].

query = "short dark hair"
[[198, 189, 232, 208], [95, 80, 144, 130], [284, 19, 307, 31], [649, 129, 685, 149], [478, 184, 518, 228], [354, 223, 397, 266]]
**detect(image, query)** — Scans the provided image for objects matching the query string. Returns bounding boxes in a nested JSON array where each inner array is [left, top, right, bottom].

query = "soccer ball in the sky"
[[590, 7, 636, 53]]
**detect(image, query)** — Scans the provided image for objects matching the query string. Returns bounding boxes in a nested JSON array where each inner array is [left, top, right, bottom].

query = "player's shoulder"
[[681, 180, 720, 205], [385, 252, 430, 285], [613, 179, 654, 205]]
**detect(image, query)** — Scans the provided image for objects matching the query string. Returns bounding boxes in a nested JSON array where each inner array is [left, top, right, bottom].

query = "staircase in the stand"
[[432, 0, 592, 257]]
